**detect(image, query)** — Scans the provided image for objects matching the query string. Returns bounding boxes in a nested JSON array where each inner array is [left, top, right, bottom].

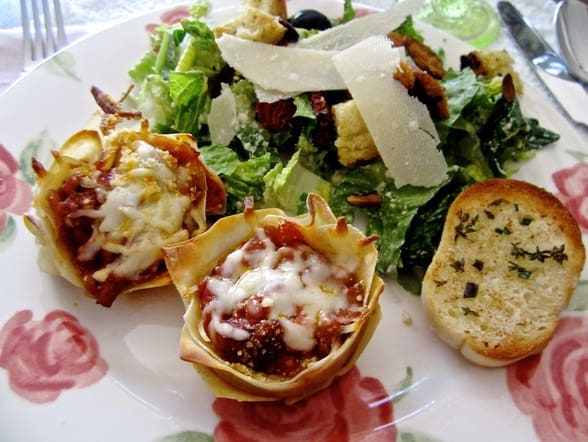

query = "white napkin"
[[0, 25, 99, 92], [0, 0, 186, 93]]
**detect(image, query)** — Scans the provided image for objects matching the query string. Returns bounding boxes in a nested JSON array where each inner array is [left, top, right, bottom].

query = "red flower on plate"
[[0, 310, 108, 404], [507, 314, 588, 441], [212, 365, 396, 441], [0, 144, 32, 233], [552, 163, 588, 231]]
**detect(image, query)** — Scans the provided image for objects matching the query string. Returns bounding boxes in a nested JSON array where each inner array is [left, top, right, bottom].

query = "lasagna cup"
[[163, 193, 384, 403], [25, 118, 225, 307]]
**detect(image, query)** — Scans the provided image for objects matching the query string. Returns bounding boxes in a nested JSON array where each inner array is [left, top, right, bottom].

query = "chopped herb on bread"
[[421, 178, 585, 367]]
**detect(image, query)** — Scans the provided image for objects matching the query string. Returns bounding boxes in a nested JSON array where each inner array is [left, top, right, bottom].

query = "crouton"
[[460, 50, 523, 94], [214, 7, 287, 44], [332, 100, 379, 167], [243, 0, 287, 19]]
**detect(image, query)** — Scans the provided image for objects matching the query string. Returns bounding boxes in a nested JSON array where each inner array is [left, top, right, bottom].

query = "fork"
[[19, 0, 67, 69]]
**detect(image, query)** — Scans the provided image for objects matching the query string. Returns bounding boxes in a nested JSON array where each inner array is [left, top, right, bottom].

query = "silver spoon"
[[555, 0, 588, 83]]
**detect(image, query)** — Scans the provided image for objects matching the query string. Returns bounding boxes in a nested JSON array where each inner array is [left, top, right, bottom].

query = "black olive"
[[278, 17, 299, 43], [289, 9, 332, 31]]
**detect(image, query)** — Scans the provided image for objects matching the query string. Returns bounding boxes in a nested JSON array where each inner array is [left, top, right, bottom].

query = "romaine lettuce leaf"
[[129, 18, 223, 137], [133, 74, 174, 129], [200, 145, 274, 213], [188, 0, 210, 19], [397, 167, 474, 292], [393, 15, 424, 42], [330, 161, 389, 222], [264, 150, 331, 215], [177, 19, 225, 75], [169, 70, 210, 134], [477, 96, 559, 176], [340, 0, 356, 24], [367, 179, 448, 277], [438, 68, 559, 179], [229, 81, 272, 156]]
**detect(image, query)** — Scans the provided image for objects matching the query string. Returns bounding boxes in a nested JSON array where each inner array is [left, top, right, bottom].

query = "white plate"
[[1, 1, 587, 441]]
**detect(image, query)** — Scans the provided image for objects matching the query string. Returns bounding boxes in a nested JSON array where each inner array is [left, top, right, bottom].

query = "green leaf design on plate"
[[0, 217, 17, 249], [391, 366, 414, 403], [566, 150, 588, 163], [19, 128, 56, 185], [398, 430, 444, 442], [568, 280, 588, 312], [45, 51, 81, 82], [156, 431, 213, 442]]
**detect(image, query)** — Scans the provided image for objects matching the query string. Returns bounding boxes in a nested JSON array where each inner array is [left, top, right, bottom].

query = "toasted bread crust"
[[422, 178, 585, 367]]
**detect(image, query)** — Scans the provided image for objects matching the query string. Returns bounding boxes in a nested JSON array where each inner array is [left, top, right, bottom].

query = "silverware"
[[497, 1, 588, 127], [20, 0, 67, 70], [555, 0, 588, 84]]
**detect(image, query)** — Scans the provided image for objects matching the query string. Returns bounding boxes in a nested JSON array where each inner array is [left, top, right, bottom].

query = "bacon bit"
[[502, 74, 516, 103], [347, 194, 382, 207], [310, 92, 335, 148], [460, 52, 484, 74], [255, 98, 296, 131], [394, 61, 449, 119], [388, 32, 446, 79], [90, 85, 142, 135], [90, 85, 142, 119]]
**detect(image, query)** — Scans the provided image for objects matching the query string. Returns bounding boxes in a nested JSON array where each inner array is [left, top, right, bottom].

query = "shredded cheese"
[[216, 34, 346, 94], [203, 228, 355, 352], [74, 140, 191, 281]]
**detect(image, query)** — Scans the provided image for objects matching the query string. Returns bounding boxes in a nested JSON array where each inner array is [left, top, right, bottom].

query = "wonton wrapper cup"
[[24, 117, 225, 305], [163, 193, 384, 403]]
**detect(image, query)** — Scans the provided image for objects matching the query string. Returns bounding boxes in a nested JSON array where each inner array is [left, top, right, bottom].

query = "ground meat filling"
[[46, 171, 165, 307], [198, 221, 367, 378]]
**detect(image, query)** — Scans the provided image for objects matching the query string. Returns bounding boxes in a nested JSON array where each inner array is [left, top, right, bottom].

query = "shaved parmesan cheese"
[[209, 85, 237, 145], [296, 0, 426, 51], [332, 36, 447, 188], [254, 85, 295, 104], [216, 34, 346, 93]]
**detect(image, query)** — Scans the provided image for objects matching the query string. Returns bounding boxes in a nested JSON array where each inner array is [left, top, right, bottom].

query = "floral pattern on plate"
[[212, 365, 396, 441], [507, 314, 588, 442], [0, 309, 108, 403], [0, 144, 32, 244], [552, 162, 588, 231]]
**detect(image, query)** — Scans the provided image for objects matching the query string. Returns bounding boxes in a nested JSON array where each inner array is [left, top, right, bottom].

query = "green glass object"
[[416, 0, 501, 48]]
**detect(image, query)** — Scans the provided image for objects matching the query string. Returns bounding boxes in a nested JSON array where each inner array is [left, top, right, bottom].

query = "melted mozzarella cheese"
[[204, 228, 353, 352], [74, 140, 191, 281]]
